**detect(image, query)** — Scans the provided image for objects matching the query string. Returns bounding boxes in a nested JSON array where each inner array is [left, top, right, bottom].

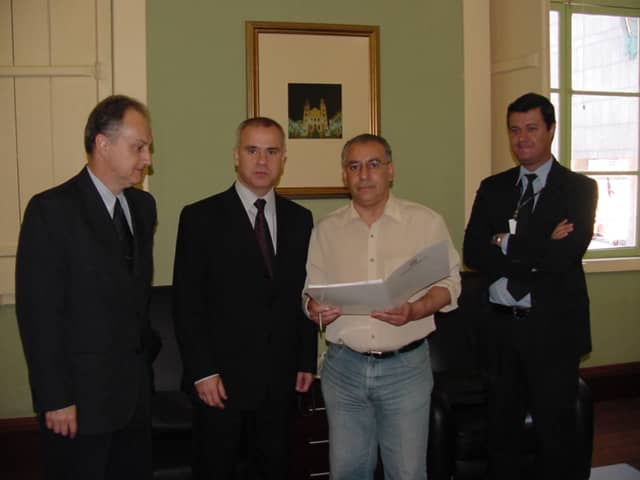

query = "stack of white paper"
[[306, 240, 450, 315]]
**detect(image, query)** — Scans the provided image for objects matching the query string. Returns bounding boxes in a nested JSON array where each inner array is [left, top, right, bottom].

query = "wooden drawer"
[[291, 381, 330, 479]]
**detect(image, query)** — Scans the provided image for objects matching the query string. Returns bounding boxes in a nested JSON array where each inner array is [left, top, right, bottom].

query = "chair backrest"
[[429, 270, 490, 374], [148, 286, 184, 392]]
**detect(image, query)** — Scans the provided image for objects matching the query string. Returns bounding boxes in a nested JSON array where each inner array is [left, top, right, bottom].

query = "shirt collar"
[[346, 193, 403, 225], [517, 156, 553, 189], [234, 180, 276, 214], [86, 165, 124, 215]]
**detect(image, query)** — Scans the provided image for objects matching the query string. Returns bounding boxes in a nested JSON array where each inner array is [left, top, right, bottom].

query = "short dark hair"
[[84, 95, 149, 154], [507, 92, 556, 130], [341, 133, 392, 166], [235, 117, 285, 147]]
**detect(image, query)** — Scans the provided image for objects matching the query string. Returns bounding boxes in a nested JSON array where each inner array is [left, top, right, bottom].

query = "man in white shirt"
[[305, 133, 461, 480]]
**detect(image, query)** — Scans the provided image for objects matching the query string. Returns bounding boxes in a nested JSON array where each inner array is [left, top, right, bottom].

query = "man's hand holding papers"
[[371, 284, 452, 326], [307, 298, 341, 330], [306, 241, 450, 317]]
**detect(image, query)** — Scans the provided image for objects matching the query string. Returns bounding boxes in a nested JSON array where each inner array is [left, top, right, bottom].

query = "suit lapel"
[[75, 168, 134, 282], [124, 188, 145, 277], [274, 195, 293, 276], [76, 169, 121, 257], [531, 160, 565, 223], [495, 168, 522, 230]]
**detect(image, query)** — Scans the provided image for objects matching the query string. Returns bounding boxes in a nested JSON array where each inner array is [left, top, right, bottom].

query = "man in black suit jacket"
[[172, 117, 317, 479], [16, 95, 157, 480], [463, 93, 597, 480]]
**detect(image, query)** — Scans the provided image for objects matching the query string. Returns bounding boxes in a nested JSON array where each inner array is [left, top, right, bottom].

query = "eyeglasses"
[[345, 159, 391, 173]]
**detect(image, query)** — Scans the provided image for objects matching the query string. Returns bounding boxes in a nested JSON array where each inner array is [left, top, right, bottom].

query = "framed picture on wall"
[[246, 21, 380, 198]]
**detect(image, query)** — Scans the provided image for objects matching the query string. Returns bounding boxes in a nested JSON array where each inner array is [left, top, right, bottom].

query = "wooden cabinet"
[[290, 380, 384, 479], [291, 381, 330, 479]]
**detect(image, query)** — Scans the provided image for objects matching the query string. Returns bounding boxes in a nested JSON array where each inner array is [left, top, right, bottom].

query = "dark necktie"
[[254, 199, 275, 278], [507, 173, 537, 300], [515, 173, 537, 236], [113, 198, 134, 271]]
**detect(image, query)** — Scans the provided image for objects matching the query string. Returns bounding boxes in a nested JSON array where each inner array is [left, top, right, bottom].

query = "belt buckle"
[[368, 350, 384, 357], [512, 307, 529, 319]]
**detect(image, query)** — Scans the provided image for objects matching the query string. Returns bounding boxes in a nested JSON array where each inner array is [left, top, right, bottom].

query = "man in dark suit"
[[16, 95, 157, 480], [172, 117, 317, 479], [463, 92, 598, 480]]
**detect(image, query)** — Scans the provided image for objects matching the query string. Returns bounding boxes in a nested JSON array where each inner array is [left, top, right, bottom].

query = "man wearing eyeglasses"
[[304, 133, 461, 480]]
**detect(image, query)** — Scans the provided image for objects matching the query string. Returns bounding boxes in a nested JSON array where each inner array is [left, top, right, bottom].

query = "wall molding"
[[0, 362, 638, 432], [584, 257, 640, 273], [580, 361, 640, 401], [0, 416, 38, 432], [492, 52, 541, 74], [0, 244, 16, 257], [0, 293, 15, 305]]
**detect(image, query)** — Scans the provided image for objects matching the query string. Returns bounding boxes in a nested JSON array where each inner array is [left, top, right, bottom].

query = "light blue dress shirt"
[[86, 166, 133, 232], [489, 157, 554, 308]]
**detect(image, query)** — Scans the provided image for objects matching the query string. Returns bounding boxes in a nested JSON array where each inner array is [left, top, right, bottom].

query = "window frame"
[[550, 0, 640, 266]]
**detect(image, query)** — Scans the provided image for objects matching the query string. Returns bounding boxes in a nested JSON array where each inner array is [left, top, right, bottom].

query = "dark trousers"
[[487, 306, 580, 480], [192, 397, 293, 480], [39, 390, 151, 480]]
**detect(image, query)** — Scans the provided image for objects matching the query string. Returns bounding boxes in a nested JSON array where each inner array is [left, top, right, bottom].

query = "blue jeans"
[[321, 341, 433, 480]]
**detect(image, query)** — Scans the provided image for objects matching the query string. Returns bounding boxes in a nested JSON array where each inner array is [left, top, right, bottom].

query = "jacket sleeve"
[[507, 175, 598, 274], [464, 173, 598, 280], [15, 196, 74, 412], [463, 180, 515, 280], [172, 205, 218, 387], [295, 209, 318, 374]]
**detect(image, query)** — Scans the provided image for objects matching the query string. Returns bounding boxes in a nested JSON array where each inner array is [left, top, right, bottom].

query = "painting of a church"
[[288, 83, 342, 139]]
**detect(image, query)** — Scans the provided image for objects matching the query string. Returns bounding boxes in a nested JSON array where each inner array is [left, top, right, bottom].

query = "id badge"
[[508, 218, 517, 235]]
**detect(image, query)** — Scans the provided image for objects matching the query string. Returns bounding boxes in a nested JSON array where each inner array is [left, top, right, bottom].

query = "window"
[[550, 1, 639, 257]]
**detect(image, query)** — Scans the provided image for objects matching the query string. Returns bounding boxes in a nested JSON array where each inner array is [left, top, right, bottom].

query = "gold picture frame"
[[246, 21, 380, 198]]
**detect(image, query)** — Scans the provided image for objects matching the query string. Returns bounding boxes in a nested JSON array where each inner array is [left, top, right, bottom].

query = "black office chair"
[[427, 271, 594, 480], [149, 286, 193, 480]]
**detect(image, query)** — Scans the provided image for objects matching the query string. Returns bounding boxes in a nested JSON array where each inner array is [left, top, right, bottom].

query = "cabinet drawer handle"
[[307, 406, 326, 413], [308, 439, 329, 445]]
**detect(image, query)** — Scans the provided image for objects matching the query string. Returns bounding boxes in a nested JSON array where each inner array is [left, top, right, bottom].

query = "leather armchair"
[[149, 286, 193, 480], [148, 287, 253, 480], [427, 271, 594, 480]]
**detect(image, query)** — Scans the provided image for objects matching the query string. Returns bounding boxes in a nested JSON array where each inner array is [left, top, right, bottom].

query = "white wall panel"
[[51, 0, 96, 65], [13, 0, 50, 65], [0, 79, 19, 249], [0, 0, 145, 301], [51, 77, 95, 183], [0, 0, 13, 64], [490, 0, 548, 173], [15, 77, 54, 214]]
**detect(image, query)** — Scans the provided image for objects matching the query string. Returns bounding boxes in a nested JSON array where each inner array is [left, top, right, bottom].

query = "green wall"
[[585, 272, 640, 367], [146, 0, 466, 285], [1, 0, 638, 420], [0, 306, 32, 418]]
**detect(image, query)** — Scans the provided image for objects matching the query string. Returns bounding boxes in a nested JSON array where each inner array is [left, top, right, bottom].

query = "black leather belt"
[[359, 338, 425, 359], [491, 303, 531, 319]]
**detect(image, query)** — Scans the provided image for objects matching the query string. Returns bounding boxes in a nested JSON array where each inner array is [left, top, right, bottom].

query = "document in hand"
[[306, 240, 450, 315]]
